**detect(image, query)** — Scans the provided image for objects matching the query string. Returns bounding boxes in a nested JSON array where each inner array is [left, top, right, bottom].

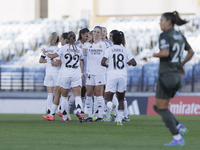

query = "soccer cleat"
[[178, 124, 188, 137], [122, 117, 130, 122], [92, 115, 98, 121], [76, 112, 83, 123], [117, 121, 123, 126], [110, 104, 116, 117], [60, 117, 67, 123], [93, 117, 104, 122], [43, 114, 55, 121], [103, 117, 111, 122], [84, 117, 93, 122], [57, 111, 63, 117], [81, 113, 85, 120], [164, 138, 185, 146]]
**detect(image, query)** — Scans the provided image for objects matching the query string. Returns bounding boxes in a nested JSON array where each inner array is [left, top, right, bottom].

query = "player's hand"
[[41, 48, 48, 55], [142, 57, 148, 62], [181, 66, 185, 75], [127, 61, 132, 66]]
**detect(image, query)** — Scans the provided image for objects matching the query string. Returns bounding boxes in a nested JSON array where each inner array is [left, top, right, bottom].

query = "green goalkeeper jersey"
[[158, 29, 191, 74]]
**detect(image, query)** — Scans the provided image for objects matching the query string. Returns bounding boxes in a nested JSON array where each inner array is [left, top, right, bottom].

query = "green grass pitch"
[[0, 114, 199, 150]]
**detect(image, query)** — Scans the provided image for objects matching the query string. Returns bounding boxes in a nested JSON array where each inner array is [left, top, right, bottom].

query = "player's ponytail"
[[163, 11, 188, 26], [49, 32, 59, 46], [119, 31, 126, 47], [68, 31, 77, 55]]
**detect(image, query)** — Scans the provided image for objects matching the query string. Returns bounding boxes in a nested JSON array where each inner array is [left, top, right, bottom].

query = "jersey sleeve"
[[56, 47, 62, 57], [104, 48, 109, 58], [127, 49, 134, 60], [182, 35, 191, 51], [79, 48, 84, 60], [159, 33, 170, 50]]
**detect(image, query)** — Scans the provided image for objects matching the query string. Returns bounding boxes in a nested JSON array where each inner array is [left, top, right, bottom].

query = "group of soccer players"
[[40, 10, 195, 146], [40, 25, 136, 125]]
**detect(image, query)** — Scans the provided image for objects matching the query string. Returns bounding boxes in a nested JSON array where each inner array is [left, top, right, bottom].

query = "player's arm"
[[47, 53, 59, 59], [127, 58, 137, 66], [182, 49, 194, 66], [153, 48, 169, 58], [51, 59, 61, 66], [101, 57, 108, 68], [39, 56, 47, 63]]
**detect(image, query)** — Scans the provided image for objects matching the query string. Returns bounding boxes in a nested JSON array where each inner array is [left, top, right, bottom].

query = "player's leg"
[[81, 75, 87, 115], [85, 85, 95, 122], [116, 91, 125, 125], [46, 87, 54, 114], [154, 73, 185, 146]]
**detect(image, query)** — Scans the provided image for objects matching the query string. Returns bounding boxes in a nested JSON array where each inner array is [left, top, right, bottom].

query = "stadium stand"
[[0, 16, 200, 92]]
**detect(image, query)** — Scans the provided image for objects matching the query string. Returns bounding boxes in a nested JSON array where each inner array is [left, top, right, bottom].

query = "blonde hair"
[[49, 32, 59, 46], [67, 31, 77, 55]]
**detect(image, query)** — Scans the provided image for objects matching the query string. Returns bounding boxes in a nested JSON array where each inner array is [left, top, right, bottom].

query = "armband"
[[41, 55, 46, 59]]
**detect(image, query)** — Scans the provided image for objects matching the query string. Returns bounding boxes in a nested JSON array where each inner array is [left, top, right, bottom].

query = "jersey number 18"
[[112, 54, 124, 69]]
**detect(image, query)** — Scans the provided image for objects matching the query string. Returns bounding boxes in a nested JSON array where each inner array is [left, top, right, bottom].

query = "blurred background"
[[0, 0, 200, 95]]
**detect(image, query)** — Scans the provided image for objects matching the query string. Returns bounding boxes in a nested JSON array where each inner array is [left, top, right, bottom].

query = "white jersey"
[[103, 39, 113, 49], [75, 40, 87, 75], [45, 46, 60, 75], [83, 40, 106, 75], [56, 44, 84, 77], [104, 44, 134, 79]]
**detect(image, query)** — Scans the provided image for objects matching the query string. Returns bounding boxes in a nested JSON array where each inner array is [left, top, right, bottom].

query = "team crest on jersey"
[[160, 39, 166, 45], [99, 45, 102, 48], [90, 46, 92, 48]]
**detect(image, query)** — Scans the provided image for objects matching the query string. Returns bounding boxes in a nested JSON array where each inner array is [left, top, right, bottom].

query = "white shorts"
[[86, 74, 106, 86], [43, 75, 57, 87], [60, 76, 82, 89], [105, 77, 126, 93]]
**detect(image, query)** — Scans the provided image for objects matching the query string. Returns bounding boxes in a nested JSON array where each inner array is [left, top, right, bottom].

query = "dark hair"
[[162, 11, 188, 26], [113, 31, 122, 45], [110, 30, 118, 34], [62, 32, 68, 40], [77, 28, 90, 40], [112, 31, 126, 47], [94, 26, 102, 32]]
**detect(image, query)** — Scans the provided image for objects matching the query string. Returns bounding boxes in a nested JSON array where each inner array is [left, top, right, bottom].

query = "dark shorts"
[[156, 72, 181, 99]]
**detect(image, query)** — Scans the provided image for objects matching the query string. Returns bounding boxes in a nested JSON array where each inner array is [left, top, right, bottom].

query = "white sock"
[[112, 94, 118, 116], [47, 93, 54, 113], [61, 96, 68, 120], [97, 96, 104, 118], [75, 96, 82, 113], [81, 97, 86, 113], [67, 94, 75, 112], [50, 103, 58, 116], [176, 124, 181, 129], [117, 110, 124, 123], [173, 134, 182, 140], [106, 101, 112, 118], [86, 96, 93, 117], [93, 96, 98, 117], [124, 98, 128, 118]]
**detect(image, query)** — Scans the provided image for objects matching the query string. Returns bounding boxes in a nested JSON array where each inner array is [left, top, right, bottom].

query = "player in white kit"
[[43, 32, 71, 121], [101, 31, 137, 125], [67, 28, 90, 118], [46, 31, 84, 123], [83, 26, 107, 122], [39, 32, 60, 115]]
